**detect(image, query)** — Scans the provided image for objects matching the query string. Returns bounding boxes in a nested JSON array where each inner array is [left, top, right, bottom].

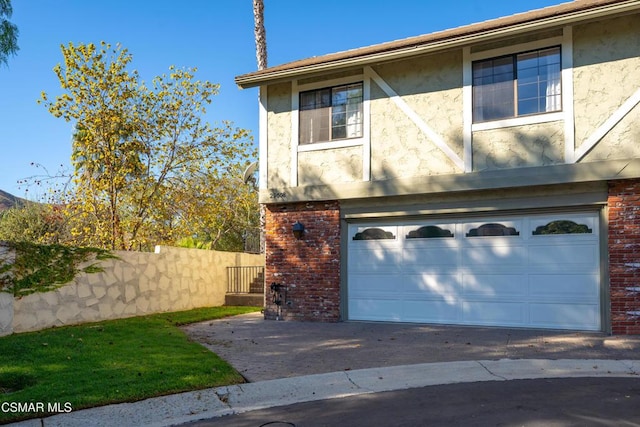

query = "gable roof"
[[236, 0, 640, 88]]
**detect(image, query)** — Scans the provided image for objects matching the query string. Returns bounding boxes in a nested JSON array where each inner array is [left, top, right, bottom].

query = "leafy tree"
[[0, 0, 18, 67], [40, 42, 256, 250], [176, 163, 259, 251]]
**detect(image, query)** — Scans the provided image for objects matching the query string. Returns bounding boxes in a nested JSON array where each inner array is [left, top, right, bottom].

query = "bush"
[[0, 203, 67, 244]]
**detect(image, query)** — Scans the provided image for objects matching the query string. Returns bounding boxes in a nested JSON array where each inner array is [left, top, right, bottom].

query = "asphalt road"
[[182, 377, 640, 427]]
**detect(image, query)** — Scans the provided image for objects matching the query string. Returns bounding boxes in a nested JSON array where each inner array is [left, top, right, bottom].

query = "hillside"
[[0, 189, 24, 212]]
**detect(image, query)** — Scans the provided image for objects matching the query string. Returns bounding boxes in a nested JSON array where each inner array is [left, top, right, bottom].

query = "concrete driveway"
[[22, 313, 640, 426], [181, 312, 640, 382]]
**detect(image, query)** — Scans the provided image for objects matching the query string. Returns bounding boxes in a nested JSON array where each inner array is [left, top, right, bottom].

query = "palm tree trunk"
[[253, 0, 267, 70], [253, 0, 268, 254]]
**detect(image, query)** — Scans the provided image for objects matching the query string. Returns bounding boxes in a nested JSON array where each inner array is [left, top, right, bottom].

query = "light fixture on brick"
[[292, 221, 305, 240]]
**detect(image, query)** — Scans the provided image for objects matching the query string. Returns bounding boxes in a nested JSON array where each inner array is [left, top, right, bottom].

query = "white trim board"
[[290, 80, 299, 187], [574, 88, 640, 162], [259, 86, 268, 190], [365, 66, 465, 171]]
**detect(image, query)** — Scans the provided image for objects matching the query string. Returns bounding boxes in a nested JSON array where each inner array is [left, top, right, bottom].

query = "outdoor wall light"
[[292, 221, 305, 240]]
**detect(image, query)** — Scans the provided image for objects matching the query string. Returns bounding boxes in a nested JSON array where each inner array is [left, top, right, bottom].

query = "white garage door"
[[347, 212, 601, 331]]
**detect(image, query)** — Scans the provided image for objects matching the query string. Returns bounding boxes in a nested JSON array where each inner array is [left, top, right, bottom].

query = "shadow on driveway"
[[182, 312, 640, 382]]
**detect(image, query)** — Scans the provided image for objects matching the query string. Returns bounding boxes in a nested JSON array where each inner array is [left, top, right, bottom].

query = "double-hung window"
[[299, 82, 363, 144], [472, 46, 561, 123]]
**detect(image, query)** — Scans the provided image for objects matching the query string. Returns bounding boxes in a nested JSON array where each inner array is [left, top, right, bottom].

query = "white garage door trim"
[[347, 212, 601, 331]]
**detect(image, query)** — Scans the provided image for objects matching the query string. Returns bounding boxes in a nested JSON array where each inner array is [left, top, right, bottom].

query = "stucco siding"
[[261, 10, 640, 201], [573, 13, 640, 162], [298, 146, 362, 186], [473, 121, 565, 171], [585, 106, 640, 161], [266, 82, 292, 188], [369, 51, 463, 180]]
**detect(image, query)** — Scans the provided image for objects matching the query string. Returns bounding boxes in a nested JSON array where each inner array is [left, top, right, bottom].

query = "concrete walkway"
[[9, 313, 640, 427]]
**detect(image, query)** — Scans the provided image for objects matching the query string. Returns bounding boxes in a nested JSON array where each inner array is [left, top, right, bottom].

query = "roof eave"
[[235, 1, 640, 89]]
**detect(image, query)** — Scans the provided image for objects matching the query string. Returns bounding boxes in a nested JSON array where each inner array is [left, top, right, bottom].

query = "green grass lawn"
[[0, 306, 261, 424]]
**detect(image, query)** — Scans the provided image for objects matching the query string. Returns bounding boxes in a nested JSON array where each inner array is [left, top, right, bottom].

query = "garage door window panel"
[[466, 223, 520, 237], [349, 226, 400, 274], [532, 220, 593, 235], [353, 227, 396, 240], [406, 225, 454, 239]]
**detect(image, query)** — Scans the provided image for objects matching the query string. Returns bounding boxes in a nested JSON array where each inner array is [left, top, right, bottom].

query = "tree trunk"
[[253, 0, 267, 70]]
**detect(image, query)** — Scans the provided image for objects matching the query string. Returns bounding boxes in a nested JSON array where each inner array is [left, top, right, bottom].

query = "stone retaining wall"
[[0, 245, 264, 335]]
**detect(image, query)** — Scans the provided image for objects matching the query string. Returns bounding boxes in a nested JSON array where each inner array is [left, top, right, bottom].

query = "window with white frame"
[[299, 82, 363, 144], [472, 46, 561, 123]]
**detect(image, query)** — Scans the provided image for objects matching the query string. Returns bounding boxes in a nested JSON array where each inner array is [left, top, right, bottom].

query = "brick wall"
[[608, 179, 640, 334], [264, 201, 341, 321]]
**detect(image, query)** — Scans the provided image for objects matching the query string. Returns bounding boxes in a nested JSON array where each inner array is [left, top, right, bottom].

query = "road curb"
[[10, 358, 639, 427]]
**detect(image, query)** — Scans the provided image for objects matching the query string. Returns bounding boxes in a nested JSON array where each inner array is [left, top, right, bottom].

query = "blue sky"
[[0, 0, 565, 197]]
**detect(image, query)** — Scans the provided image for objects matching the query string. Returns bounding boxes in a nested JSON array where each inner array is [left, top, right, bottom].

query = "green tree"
[[40, 42, 256, 250], [176, 163, 259, 251], [0, 0, 18, 67]]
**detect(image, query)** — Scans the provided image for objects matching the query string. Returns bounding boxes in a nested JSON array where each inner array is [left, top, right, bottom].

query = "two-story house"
[[236, 0, 640, 334]]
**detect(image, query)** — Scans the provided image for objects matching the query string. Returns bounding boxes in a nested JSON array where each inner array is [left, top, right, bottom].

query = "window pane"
[[538, 47, 561, 65], [300, 88, 330, 110], [492, 56, 513, 74], [518, 82, 539, 100], [332, 88, 346, 105], [331, 83, 363, 140], [472, 57, 515, 122], [473, 80, 514, 121], [346, 102, 362, 138], [346, 84, 363, 101], [300, 92, 315, 110], [540, 63, 561, 82], [473, 46, 561, 122], [516, 46, 562, 115], [518, 98, 539, 116], [300, 107, 330, 144], [299, 82, 363, 143], [517, 52, 539, 72], [332, 106, 346, 127], [332, 125, 346, 139], [517, 65, 539, 80]]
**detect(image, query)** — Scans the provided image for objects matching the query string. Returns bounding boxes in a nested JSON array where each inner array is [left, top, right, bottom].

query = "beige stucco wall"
[[573, 14, 640, 162], [587, 106, 640, 161], [473, 121, 565, 171], [298, 146, 362, 186], [370, 51, 463, 180], [2, 246, 264, 335], [262, 12, 640, 201], [266, 82, 292, 188]]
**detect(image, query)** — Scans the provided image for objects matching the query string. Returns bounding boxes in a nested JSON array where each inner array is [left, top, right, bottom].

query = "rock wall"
[[0, 246, 264, 335]]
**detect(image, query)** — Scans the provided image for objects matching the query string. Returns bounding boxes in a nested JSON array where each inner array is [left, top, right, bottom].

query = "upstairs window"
[[472, 46, 561, 123], [299, 82, 363, 144]]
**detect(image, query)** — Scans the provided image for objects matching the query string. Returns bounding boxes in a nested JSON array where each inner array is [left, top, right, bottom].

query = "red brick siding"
[[264, 201, 341, 321], [608, 180, 640, 334]]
